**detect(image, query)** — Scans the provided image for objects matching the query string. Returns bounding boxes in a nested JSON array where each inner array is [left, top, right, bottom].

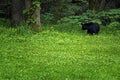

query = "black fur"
[[82, 22, 100, 35]]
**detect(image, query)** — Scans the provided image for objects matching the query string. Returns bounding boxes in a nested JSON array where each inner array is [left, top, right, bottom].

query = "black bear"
[[81, 22, 100, 35]]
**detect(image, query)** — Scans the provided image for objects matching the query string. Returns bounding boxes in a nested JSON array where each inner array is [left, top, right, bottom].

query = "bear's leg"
[[87, 30, 93, 35]]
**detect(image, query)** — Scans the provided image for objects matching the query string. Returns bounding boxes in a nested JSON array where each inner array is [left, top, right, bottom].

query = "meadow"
[[0, 24, 120, 80]]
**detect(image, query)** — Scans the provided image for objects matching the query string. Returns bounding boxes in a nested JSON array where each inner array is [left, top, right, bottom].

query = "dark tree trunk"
[[11, 0, 24, 26], [99, 0, 106, 10], [25, 0, 32, 10], [88, 0, 107, 12], [24, 0, 32, 20]]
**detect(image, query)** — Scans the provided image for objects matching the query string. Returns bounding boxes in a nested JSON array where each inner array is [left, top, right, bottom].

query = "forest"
[[0, 0, 120, 80]]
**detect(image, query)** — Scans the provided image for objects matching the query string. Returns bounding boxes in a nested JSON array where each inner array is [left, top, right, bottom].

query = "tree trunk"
[[99, 0, 106, 10], [11, 0, 24, 26], [25, 0, 31, 9], [88, 0, 95, 10], [31, 7, 41, 32], [24, 0, 32, 20], [25, 0, 41, 32], [88, 0, 106, 12]]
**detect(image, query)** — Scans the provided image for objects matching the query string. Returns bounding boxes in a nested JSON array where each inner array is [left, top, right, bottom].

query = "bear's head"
[[81, 22, 94, 30], [81, 23, 88, 30]]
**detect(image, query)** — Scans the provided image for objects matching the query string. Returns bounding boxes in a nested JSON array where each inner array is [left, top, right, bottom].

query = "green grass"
[[0, 24, 120, 80]]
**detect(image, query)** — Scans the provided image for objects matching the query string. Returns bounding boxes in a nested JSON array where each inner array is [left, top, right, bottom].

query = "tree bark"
[[25, 0, 32, 10], [11, 0, 24, 26], [31, 7, 41, 32], [99, 0, 106, 10], [88, 0, 107, 12], [25, 0, 41, 32]]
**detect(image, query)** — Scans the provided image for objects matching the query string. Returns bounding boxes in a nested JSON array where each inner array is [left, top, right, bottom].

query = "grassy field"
[[0, 24, 120, 80]]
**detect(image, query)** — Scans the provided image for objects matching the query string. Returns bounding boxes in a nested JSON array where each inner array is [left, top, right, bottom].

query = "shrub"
[[108, 21, 120, 29], [57, 10, 101, 26], [58, 9, 120, 26], [0, 18, 11, 27], [41, 13, 55, 24], [97, 9, 120, 25]]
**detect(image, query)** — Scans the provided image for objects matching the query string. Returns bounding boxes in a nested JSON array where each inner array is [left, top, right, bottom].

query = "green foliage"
[[40, 0, 88, 23], [58, 16, 82, 26], [16, 23, 33, 35], [107, 21, 120, 29], [97, 9, 120, 25], [0, 21, 33, 36], [41, 13, 55, 24], [26, 18, 36, 24], [0, 18, 11, 27], [32, 1, 40, 8], [58, 9, 120, 26], [57, 10, 99, 26]]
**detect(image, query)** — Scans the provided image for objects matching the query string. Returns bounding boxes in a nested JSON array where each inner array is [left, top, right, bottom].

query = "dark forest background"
[[0, 0, 120, 32]]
